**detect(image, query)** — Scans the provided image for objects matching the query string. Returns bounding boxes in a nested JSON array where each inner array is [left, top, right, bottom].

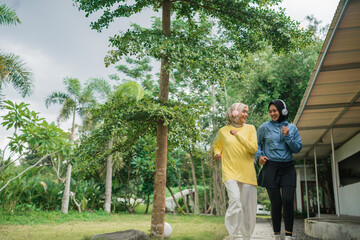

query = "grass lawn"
[[0, 210, 228, 240]]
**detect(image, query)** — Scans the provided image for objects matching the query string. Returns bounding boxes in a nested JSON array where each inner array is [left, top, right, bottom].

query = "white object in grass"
[[164, 222, 172, 238]]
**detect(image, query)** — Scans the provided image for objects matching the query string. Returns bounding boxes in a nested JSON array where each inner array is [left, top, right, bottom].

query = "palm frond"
[[84, 77, 112, 100], [63, 77, 81, 97], [0, 4, 21, 26], [0, 51, 33, 97], [58, 99, 76, 122], [45, 91, 70, 108]]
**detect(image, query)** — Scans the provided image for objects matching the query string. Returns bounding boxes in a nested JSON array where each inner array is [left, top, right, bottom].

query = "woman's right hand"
[[215, 154, 222, 160], [259, 156, 269, 165]]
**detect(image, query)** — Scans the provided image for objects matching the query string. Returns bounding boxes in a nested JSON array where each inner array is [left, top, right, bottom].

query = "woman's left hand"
[[230, 130, 237, 135], [282, 126, 289, 136]]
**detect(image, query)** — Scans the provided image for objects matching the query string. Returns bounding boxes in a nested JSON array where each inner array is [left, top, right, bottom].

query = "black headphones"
[[278, 99, 288, 116]]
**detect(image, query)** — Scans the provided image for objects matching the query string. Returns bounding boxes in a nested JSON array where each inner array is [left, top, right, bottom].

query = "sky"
[[0, 0, 340, 150]]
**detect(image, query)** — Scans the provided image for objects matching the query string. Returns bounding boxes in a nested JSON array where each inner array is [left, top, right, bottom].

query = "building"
[[293, 0, 360, 238]]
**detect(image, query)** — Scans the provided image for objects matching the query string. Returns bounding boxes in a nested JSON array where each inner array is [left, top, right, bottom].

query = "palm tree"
[[0, 4, 33, 103], [45, 76, 97, 214], [45, 77, 97, 140]]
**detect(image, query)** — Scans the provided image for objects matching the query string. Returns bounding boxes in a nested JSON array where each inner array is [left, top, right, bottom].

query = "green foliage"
[[110, 57, 158, 97], [1, 100, 72, 158], [73, 0, 311, 53], [0, 100, 73, 210], [0, 4, 21, 26], [0, 165, 63, 213], [226, 42, 322, 128], [0, 51, 33, 101], [257, 186, 270, 211], [72, 179, 104, 211], [0, 4, 33, 103]]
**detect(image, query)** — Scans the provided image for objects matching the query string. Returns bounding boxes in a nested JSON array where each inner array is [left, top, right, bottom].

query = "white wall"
[[335, 132, 360, 216], [338, 182, 360, 216]]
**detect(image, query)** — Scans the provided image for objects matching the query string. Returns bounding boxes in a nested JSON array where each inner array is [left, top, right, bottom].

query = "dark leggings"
[[267, 186, 295, 233]]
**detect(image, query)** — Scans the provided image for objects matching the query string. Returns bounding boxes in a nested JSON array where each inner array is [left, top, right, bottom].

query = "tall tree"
[[0, 3, 33, 104], [45, 77, 97, 214], [73, 0, 310, 237]]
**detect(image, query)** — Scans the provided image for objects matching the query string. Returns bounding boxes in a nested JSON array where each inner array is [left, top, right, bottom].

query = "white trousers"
[[224, 180, 257, 240]]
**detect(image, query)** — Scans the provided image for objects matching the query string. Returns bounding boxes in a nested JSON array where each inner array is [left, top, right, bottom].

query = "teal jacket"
[[255, 120, 302, 162]]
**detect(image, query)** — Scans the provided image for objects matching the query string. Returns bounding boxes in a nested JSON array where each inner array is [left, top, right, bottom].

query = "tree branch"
[[0, 154, 24, 172], [0, 152, 56, 192]]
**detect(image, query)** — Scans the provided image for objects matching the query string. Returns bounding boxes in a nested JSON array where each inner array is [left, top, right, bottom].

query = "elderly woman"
[[214, 102, 258, 240], [256, 99, 302, 240]]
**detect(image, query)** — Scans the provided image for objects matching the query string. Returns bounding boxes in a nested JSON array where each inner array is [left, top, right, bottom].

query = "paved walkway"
[[251, 217, 274, 239], [222, 217, 320, 240], [222, 217, 273, 240]]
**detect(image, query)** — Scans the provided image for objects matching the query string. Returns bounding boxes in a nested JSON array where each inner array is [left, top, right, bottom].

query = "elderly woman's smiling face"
[[269, 104, 279, 122]]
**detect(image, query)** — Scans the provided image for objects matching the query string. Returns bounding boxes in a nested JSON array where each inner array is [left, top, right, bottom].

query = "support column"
[[304, 158, 309, 218], [330, 129, 341, 217], [314, 147, 321, 217]]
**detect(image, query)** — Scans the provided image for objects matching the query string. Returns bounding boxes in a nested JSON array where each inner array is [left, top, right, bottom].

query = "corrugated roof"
[[293, 0, 360, 160]]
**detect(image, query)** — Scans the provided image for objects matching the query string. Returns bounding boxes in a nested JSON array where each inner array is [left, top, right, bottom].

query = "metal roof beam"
[[298, 123, 360, 130], [302, 144, 332, 147], [299, 91, 360, 161], [305, 102, 360, 110], [321, 62, 360, 71]]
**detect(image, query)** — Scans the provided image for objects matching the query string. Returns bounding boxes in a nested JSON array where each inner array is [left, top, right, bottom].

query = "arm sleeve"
[[284, 125, 302, 153], [214, 131, 223, 156], [234, 125, 258, 154], [254, 125, 265, 162]]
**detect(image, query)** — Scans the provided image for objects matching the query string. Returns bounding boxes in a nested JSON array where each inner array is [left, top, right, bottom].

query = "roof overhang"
[[293, 0, 360, 161]]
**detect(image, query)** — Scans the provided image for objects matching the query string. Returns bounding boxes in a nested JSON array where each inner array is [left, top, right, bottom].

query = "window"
[[338, 151, 360, 186]]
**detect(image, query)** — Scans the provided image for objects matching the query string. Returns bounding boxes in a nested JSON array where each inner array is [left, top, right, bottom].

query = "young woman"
[[256, 99, 302, 240], [214, 102, 258, 240]]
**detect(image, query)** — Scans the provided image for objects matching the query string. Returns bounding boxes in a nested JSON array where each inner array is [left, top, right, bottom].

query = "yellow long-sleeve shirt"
[[214, 124, 258, 186]]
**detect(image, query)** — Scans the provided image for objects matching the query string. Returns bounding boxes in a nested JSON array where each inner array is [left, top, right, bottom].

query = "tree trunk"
[[210, 85, 226, 216], [61, 164, 72, 214], [220, 177, 227, 215], [211, 84, 220, 215], [209, 170, 214, 214], [201, 158, 207, 212], [145, 194, 150, 214], [104, 140, 113, 213], [166, 183, 181, 212], [150, 1, 171, 238], [213, 162, 221, 215], [189, 147, 199, 214], [60, 108, 76, 214], [185, 169, 195, 213], [178, 171, 189, 214], [70, 104, 76, 140]]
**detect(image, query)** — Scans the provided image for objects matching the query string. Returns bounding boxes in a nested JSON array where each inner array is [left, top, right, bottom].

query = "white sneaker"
[[274, 234, 281, 240], [284, 236, 295, 240]]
